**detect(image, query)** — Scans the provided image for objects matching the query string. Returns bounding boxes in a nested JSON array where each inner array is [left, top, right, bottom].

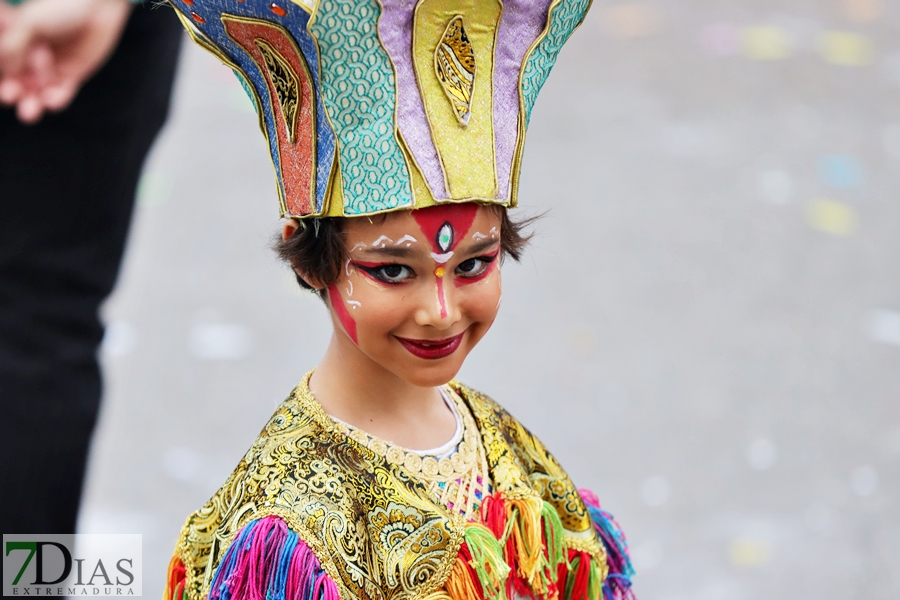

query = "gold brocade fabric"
[[333, 387, 491, 521], [173, 372, 604, 600]]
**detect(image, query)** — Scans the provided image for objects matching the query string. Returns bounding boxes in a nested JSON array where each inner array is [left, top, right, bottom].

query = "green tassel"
[[464, 524, 511, 600], [587, 557, 604, 600], [541, 500, 567, 572], [564, 553, 580, 599]]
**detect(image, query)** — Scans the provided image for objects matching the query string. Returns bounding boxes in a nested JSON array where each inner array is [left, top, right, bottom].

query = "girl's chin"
[[388, 356, 466, 388]]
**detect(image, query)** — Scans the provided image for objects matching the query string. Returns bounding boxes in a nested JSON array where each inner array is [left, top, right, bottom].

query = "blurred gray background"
[[79, 0, 900, 598]]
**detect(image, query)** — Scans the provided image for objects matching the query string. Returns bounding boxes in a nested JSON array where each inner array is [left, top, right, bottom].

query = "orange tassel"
[[504, 496, 545, 591], [443, 544, 486, 600], [479, 493, 555, 598], [165, 556, 186, 600]]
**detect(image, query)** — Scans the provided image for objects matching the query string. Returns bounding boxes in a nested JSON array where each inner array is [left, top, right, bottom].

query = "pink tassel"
[[209, 516, 337, 600]]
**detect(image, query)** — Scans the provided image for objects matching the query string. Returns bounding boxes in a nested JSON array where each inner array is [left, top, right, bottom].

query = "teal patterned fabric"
[[521, 0, 592, 126], [309, 0, 413, 215]]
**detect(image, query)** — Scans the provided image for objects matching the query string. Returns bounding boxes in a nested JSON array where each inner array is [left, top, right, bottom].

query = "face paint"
[[471, 226, 499, 242], [435, 277, 448, 318], [327, 284, 358, 344], [454, 249, 500, 287], [412, 205, 478, 320], [412, 205, 478, 256]]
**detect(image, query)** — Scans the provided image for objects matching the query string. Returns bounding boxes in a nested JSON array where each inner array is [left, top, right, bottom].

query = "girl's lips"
[[395, 333, 464, 360]]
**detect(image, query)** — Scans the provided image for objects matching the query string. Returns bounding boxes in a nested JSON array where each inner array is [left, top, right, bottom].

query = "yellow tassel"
[[504, 496, 545, 591]]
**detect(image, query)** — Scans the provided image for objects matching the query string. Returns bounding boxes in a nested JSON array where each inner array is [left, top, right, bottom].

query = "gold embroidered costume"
[[170, 374, 607, 600]]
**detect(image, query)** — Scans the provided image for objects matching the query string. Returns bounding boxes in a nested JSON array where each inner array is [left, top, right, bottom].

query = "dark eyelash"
[[462, 252, 499, 266], [357, 264, 409, 284]]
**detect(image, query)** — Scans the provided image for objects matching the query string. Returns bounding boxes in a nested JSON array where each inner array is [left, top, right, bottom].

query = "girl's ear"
[[282, 219, 300, 241], [294, 267, 326, 291], [281, 219, 324, 289]]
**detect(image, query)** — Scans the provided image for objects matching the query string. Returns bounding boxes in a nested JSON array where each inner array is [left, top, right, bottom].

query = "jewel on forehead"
[[436, 223, 454, 253]]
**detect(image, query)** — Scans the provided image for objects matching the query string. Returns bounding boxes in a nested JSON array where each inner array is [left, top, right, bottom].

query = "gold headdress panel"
[[168, 0, 592, 219]]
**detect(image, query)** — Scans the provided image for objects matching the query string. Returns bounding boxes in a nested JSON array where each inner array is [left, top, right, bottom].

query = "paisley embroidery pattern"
[[434, 16, 476, 126], [172, 374, 605, 600], [521, 0, 592, 125], [255, 38, 300, 143]]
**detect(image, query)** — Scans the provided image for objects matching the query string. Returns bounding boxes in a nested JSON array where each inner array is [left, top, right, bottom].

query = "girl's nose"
[[414, 269, 460, 329]]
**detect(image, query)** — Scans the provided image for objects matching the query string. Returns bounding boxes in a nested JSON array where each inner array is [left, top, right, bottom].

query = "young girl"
[[164, 1, 635, 599]]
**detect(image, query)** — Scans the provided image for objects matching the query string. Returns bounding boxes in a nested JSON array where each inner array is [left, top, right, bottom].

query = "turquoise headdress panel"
[[169, 0, 592, 218]]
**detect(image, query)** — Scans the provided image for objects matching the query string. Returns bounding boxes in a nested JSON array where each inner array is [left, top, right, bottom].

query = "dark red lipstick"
[[395, 333, 464, 359]]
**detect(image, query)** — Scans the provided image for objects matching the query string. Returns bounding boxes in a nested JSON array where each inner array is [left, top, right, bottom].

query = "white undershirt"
[[408, 388, 463, 457], [329, 388, 463, 458]]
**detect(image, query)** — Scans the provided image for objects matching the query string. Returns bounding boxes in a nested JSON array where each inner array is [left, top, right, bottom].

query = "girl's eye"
[[364, 264, 414, 284], [456, 254, 496, 278]]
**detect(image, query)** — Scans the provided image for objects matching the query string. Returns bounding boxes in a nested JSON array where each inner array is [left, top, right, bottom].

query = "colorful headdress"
[[169, 0, 592, 219]]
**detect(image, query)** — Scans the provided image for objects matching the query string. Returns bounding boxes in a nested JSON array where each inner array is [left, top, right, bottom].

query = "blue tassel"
[[579, 489, 636, 600], [268, 530, 298, 600], [207, 516, 338, 600]]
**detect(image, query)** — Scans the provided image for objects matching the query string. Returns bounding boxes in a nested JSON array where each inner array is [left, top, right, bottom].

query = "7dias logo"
[[3, 535, 141, 597]]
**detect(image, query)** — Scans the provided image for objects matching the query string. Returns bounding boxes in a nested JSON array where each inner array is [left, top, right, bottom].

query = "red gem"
[[190, 11, 205, 23], [183, 0, 193, 5], [270, 4, 286, 16]]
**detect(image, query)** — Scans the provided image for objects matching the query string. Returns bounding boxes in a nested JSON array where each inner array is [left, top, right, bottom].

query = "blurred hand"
[[0, 0, 133, 124]]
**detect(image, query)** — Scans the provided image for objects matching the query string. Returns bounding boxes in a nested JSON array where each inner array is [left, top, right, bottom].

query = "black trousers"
[[0, 5, 182, 534]]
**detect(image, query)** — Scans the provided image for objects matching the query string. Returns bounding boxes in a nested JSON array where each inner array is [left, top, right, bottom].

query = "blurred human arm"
[[0, 0, 133, 124]]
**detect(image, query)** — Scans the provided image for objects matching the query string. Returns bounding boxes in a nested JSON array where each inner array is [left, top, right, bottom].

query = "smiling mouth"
[[395, 333, 465, 360]]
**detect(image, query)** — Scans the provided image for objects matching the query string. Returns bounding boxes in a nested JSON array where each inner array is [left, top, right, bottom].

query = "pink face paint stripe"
[[327, 284, 358, 344], [413, 205, 478, 322], [436, 276, 448, 319]]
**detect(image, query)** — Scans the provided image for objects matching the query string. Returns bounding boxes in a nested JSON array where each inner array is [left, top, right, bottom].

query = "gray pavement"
[[81, 2, 900, 598]]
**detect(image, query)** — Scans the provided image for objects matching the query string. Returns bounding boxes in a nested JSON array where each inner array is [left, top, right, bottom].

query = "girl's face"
[[325, 204, 503, 387]]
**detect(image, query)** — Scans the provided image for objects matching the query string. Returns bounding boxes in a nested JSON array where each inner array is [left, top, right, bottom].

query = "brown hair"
[[275, 206, 535, 297]]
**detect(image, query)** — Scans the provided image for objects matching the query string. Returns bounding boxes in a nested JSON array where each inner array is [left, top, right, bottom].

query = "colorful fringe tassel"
[[561, 549, 603, 600], [166, 516, 340, 600], [164, 495, 633, 600], [578, 489, 635, 600], [475, 493, 569, 600], [165, 556, 186, 600]]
